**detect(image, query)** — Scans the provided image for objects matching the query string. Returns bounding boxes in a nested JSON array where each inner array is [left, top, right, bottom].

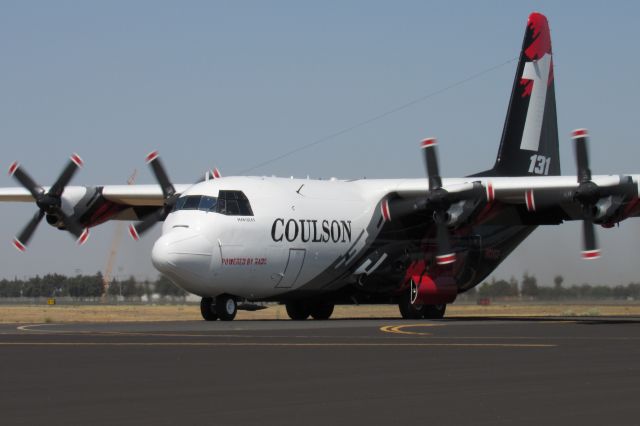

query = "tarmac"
[[1, 316, 639, 425]]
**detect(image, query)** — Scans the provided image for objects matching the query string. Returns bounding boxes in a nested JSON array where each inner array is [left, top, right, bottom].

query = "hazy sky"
[[1, 1, 640, 286]]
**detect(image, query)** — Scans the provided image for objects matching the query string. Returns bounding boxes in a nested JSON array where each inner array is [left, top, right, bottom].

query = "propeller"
[[381, 138, 490, 266], [572, 129, 601, 259], [422, 138, 457, 265], [7, 154, 89, 251], [128, 151, 178, 241], [129, 151, 224, 241]]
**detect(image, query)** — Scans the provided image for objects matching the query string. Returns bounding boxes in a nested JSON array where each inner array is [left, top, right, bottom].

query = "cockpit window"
[[171, 195, 217, 213], [199, 196, 217, 211], [217, 190, 253, 216], [170, 191, 253, 216]]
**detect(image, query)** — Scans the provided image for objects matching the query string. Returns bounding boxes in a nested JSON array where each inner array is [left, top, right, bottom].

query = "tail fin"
[[473, 12, 560, 177]]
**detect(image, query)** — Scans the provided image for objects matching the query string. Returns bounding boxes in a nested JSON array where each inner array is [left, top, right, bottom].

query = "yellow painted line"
[[380, 323, 445, 336], [0, 342, 556, 348]]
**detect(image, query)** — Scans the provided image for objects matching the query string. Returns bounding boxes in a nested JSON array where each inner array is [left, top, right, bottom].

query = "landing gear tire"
[[310, 302, 334, 320], [422, 304, 446, 319], [398, 293, 424, 319], [216, 294, 237, 321], [286, 301, 310, 320], [200, 297, 218, 321]]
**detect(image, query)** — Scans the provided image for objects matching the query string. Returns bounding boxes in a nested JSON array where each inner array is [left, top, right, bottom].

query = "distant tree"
[[509, 276, 519, 296], [554, 275, 564, 290], [521, 273, 539, 297], [155, 275, 187, 296]]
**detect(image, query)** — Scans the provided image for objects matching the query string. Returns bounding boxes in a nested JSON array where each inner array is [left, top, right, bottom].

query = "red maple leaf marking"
[[524, 12, 552, 60]]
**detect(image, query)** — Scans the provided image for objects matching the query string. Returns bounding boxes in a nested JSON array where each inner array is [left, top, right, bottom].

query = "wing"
[[0, 183, 192, 225], [384, 174, 640, 260]]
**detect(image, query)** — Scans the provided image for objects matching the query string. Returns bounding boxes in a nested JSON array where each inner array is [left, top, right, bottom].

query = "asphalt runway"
[[1, 317, 639, 426]]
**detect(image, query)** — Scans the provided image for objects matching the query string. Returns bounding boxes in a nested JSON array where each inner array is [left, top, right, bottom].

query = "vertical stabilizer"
[[474, 12, 560, 177]]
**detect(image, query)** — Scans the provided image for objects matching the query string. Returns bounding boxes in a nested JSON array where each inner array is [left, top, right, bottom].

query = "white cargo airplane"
[[1, 13, 638, 321]]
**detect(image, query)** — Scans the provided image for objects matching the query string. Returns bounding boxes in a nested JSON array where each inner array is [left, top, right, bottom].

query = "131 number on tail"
[[529, 154, 551, 175]]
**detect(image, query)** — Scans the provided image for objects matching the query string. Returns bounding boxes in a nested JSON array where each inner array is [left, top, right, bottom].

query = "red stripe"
[[145, 151, 159, 164], [12, 238, 26, 252], [381, 200, 391, 222], [487, 182, 495, 202], [525, 190, 535, 212], [8, 162, 18, 176], [420, 138, 437, 148], [77, 229, 90, 245], [213, 168, 221, 178], [436, 253, 456, 265], [129, 224, 140, 241], [572, 129, 588, 139], [70, 153, 83, 167], [581, 250, 600, 260]]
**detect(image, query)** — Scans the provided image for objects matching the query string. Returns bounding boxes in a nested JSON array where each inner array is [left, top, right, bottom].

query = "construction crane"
[[102, 169, 137, 300]]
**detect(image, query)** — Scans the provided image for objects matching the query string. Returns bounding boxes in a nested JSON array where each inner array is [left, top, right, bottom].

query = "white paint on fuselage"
[[153, 174, 639, 299]]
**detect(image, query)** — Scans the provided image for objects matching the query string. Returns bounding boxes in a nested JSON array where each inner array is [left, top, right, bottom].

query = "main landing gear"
[[200, 295, 237, 321], [398, 293, 447, 319], [285, 300, 335, 320]]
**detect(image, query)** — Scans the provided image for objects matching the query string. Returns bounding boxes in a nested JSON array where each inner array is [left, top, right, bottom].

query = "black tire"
[[398, 292, 424, 319], [200, 297, 218, 321], [216, 294, 237, 321], [310, 302, 334, 320], [286, 301, 310, 320], [423, 304, 447, 319]]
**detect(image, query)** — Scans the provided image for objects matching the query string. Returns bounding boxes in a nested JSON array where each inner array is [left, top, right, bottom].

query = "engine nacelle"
[[410, 275, 457, 305]]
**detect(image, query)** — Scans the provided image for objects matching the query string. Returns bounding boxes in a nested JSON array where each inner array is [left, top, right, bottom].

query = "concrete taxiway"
[[1, 317, 639, 425]]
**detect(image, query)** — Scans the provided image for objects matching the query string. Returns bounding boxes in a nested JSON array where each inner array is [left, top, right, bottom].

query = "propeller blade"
[[49, 154, 83, 197], [421, 138, 442, 190], [433, 211, 456, 265], [55, 208, 89, 244], [8, 162, 44, 199], [129, 207, 168, 240], [13, 210, 45, 251], [581, 215, 600, 260], [145, 151, 175, 199], [572, 129, 591, 184]]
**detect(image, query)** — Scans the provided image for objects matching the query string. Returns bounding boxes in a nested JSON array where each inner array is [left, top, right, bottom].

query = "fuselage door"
[[274, 248, 306, 289]]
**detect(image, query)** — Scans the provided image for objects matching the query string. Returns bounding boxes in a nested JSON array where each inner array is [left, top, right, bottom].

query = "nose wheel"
[[200, 297, 218, 321], [200, 295, 238, 321], [216, 294, 237, 321]]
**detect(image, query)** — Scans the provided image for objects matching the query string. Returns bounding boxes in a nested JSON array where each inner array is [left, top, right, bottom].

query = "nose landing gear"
[[200, 295, 238, 321]]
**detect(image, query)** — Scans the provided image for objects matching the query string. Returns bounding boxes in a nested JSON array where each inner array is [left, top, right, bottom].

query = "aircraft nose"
[[151, 230, 213, 282]]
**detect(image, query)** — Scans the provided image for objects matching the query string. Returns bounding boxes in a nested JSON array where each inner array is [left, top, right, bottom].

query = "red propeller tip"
[[77, 229, 90, 246], [486, 181, 495, 202], [12, 238, 26, 252], [8, 162, 19, 176], [70, 153, 84, 167], [145, 151, 159, 164], [420, 138, 437, 148], [436, 253, 456, 265], [525, 189, 536, 212], [128, 224, 140, 241], [581, 249, 601, 260], [380, 199, 391, 222], [572, 129, 589, 139]]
